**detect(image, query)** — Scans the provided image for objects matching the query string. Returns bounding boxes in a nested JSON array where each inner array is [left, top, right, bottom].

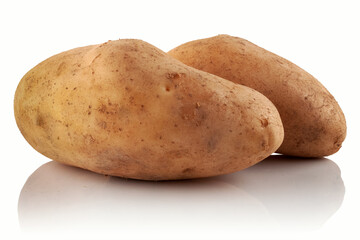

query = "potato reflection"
[[18, 155, 344, 233], [221, 155, 345, 229]]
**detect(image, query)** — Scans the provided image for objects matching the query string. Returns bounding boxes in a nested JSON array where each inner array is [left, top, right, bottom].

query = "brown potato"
[[14, 39, 284, 180], [168, 35, 346, 157]]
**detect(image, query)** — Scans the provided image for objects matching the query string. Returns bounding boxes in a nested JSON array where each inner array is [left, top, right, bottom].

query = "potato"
[[14, 39, 284, 180], [168, 35, 346, 157]]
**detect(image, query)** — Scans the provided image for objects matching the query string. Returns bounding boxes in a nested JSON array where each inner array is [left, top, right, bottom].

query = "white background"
[[1, 0, 359, 239]]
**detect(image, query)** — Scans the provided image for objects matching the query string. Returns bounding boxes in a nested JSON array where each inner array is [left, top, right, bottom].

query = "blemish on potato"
[[166, 72, 182, 80], [129, 96, 135, 103], [207, 136, 218, 152], [261, 140, 269, 151], [35, 114, 45, 127], [182, 168, 194, 174], [98, 104, 107, 113], [275, 58, 284, 65], [90, 53, 102, 65], [98, 121, 107, 129], [180, 104, 207, 126], [260, 118, 269, 128], [56, 62, 66, 76], [84, 134, 96, 145]]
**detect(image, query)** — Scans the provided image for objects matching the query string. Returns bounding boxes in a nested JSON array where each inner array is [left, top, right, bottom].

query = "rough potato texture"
[[168, 35, 346, 157], [14, 39, 284, 180]]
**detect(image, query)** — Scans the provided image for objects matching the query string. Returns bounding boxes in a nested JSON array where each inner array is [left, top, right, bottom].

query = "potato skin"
[[14, 39, 284, 180], [168, 35, 346, 157]]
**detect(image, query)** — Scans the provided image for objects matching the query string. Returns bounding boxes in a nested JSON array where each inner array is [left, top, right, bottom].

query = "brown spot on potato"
[[84, 134, 96, 145], [166, 149, 190, 158], [167, 72, 186, 80], [260, 118, 268, 128], [334, 135, 343, 148], [36, 114, 45, 127], [166, 72, 180, 79], [182, 167, 194, 174], [207, 135, 219, 152], [261, 140, 269, 151], [180, 103, 207, 126], [98, 104, 107, 113], [304, 125, 325, 142]]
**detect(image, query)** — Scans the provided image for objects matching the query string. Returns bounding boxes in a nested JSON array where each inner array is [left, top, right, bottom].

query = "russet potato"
[[14, 39, 284, 180], [168, 35, 346, 157]]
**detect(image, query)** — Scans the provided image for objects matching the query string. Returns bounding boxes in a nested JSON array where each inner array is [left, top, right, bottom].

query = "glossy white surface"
[[18, 156, 344, 233], [1, 1, 359, 239]]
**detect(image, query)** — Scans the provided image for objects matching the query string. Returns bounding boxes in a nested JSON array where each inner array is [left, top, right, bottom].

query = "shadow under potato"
[[18, 155, 344, 233]]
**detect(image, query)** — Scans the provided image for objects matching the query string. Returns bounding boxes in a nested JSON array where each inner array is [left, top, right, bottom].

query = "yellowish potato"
[[168, 35, 346, 157], [14, 39, 284, 180]]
